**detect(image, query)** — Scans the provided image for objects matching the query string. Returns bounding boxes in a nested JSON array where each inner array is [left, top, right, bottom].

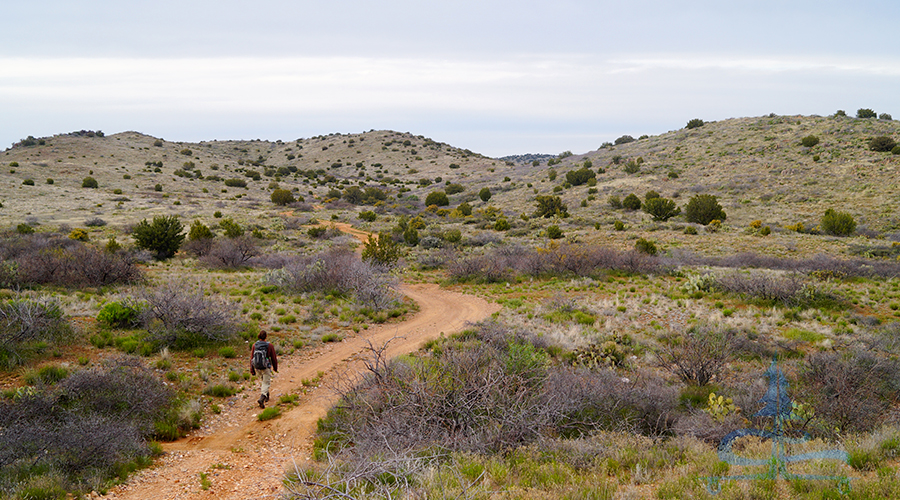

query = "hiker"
[[250, 330, 278, 408]]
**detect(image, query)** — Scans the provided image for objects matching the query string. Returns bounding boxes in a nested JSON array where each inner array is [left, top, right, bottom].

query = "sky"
[[2, 0, 898, 157]]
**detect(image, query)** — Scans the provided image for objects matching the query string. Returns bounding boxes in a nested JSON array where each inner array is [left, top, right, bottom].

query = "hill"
[[2, 113, 899, 258]]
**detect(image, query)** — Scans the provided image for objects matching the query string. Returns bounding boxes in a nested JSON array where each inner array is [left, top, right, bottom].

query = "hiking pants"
[[258, 367, 274, 397]]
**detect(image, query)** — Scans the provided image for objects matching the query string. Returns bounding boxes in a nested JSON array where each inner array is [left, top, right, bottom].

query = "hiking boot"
[[258, 394, 266, 409], [265, 392, 270, 402]]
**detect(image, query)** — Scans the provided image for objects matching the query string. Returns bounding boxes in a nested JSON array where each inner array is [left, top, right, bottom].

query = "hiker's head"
[[258, 330, 267, 340]]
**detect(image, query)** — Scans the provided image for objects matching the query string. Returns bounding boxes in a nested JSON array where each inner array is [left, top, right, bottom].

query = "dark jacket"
[[250, 341, 278, 375]]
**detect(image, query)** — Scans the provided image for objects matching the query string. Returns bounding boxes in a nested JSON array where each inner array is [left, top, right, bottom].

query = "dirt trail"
[[105, 283, 499, 500]]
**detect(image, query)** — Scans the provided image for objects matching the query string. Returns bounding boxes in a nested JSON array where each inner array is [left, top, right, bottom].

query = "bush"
[[893, 145, 900, 155], [85, 217, 107, 227], [479, 187, 492, 202], [219, 218, 244, 238], [533, 195, 568, 218], [445, 183, 465, 195], [138, 281, 238, 349], [547, 225, 563, 239], [16, 223, 34, 235], [685, 118, 705, 129], [800, 135, 820, 147], [200, 236, 259, 269], [614, 135, 635, 145], [565, 167, 595, 186], [821, 208, 856, 236], [268, 248, 399, 310], [425, 190, 450, 207], [880, 113, 893, 121], [634, 238, 657, 255], [224, 178, 247, 188], [22, 178, 34, 186], [358, 210, 377, 222], [180, 148, 193, 155], [684, 194, 726, 225], [1, 236, 142, 288], [869, 136, 898, 152], [857, 108, 877, 119], [622, 193, 641, 211], [642, 197, 681, 221], [68, 228, 89, 241], [655, 324, 734, 386], [132, 216, 185, 260], [608, 195, 622, 209], [0, 297, 71, 368], [97, 300, 142, 329], [271, 188, 295, 205], [800, 350, 899, 436], [0, 357, 177, 496], [361, 233, 402, 267], [82, 176, 98, 188]]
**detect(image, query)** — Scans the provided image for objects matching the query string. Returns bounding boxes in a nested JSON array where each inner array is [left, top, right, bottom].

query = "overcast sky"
[[2, 0, 898, 157]]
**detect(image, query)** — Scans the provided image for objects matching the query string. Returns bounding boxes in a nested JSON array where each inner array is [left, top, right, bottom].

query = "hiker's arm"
[[268, 343, 278, 372]]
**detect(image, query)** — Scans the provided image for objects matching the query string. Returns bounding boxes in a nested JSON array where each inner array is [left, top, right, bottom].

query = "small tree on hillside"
[[362, 233, 401, 266], [533, 195, 568, 218], [622, 193, 642, 211], [132, 216, 185, 260], [425, 190, 450, 207], [643, 197, 681, 221], [271, 189, 295, 205], [479, 187, 492, 202], [686, 118, 705, 129], [684, 194, 726, 225], [821, 208, 856, 236], [857, 108, 877, 119], [869, 136, 898, 152], [801, 135, 820, 147]]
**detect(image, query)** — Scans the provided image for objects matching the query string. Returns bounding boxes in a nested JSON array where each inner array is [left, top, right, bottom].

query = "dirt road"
[[104, 284, 499, 500]]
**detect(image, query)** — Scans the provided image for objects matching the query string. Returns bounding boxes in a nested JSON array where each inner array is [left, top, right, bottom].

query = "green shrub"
[[358, 210, 377, 222], [307, 227, 327, 238], [443, 229, 462, 243], [46, 178, 54, 184], [608, 195, 622, 209], [218, 346, 237, 358], [494, 218, 510, 231], [821, 208, 856, 236], [24, 364, 69, 385], [362, 233, 402, 266], [880, 113, 893, 121], [270, 188, 295, 205], [82, 176, 98, 188], [97, 301, 141, 328], [800, 135, 820, 147], [16, 223, 35, 234], [425, 190, 450, 207], [478, 187, 492, 202], [189, 220, 214, 241], [857, 108, 877, 119], [614, 135, 635, 145], [68, 228, 89, 241], [154, 183, 162, 192], [613, 220, 625, 231], [622, 193, 641, 211], [642, 197, 681, 221], [869, 136, 898, 152], [634, 238, 657, 255], [203, 384, 237, 398], [224, 178, 247, 188], [893, 146, 900, 155], [220, 218, 244, 238], [132, 216, 185, 260], [683, 226, 698, 235], [445, 183, 465, 195], [565, 167, 595, 186], [180, 148, 193, 155], [22, 178, 34, 186], [684, 194, 726, 225], [533, 195, 568, 218], [403, 227, 419, 246], [547, 225, 563, 239], [258, 406, 281, 421], [685, 118, 705, 129]]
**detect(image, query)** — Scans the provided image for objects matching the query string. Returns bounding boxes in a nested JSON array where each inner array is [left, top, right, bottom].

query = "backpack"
[[252, 341, 270, 370]]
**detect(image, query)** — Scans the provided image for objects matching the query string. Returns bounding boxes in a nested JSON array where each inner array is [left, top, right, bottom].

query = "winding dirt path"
[[104, 283, 498, 500]]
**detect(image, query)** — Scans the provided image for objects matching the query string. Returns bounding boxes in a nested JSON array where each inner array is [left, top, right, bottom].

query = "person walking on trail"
[[250, 330, 278, 409]]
